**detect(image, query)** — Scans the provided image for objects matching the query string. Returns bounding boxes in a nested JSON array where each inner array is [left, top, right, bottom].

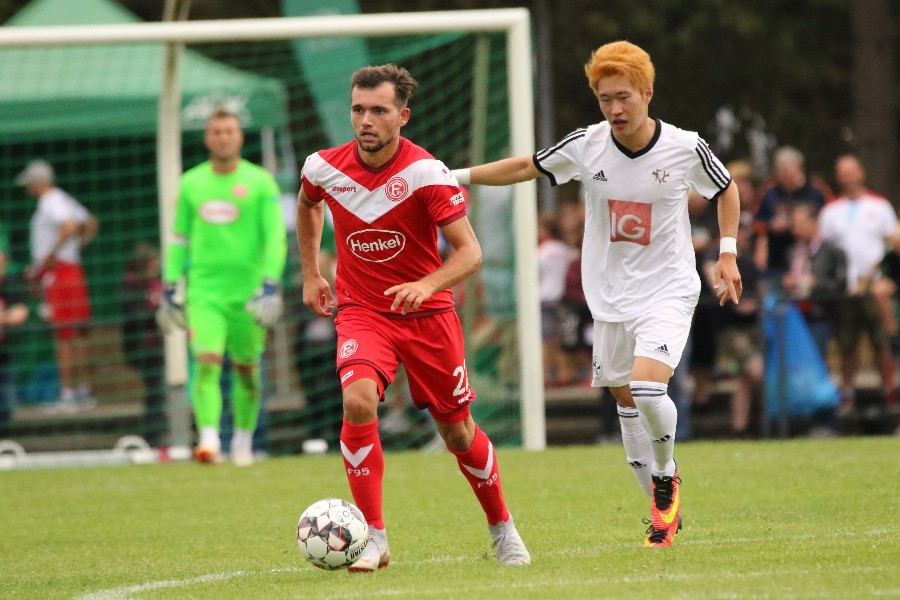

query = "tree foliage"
[[1, 0, 896, 194]]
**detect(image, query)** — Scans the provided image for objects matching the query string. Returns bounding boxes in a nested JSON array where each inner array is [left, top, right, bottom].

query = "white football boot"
[[348, 526, 390, 573], [488, 515, 531, 565]]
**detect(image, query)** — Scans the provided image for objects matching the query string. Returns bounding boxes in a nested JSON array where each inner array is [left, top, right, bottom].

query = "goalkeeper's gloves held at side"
[[155, 282, 186, 334], [246, 278, 283, 328]]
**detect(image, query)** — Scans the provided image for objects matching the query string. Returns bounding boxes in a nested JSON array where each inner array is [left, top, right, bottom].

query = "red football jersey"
[[301, 137, 467, 315]]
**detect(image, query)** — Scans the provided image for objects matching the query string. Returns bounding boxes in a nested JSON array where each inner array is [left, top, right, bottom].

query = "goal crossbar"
[[0, 8, 546, 451]]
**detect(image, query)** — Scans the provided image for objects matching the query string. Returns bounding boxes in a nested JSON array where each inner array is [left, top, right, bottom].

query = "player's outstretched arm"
[[453, 155, 541, 187]]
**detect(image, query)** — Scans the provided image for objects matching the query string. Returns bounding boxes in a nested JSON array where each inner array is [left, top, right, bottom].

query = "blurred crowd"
[[535, 147, 899, 439]]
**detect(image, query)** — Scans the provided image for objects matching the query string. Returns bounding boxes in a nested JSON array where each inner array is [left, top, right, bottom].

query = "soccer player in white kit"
[[454, 41, 742, 547]]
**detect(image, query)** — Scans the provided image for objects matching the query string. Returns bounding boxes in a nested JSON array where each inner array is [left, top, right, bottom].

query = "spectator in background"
[[0, 245, 29, 439], [121, 242, 166, 447], [701, 209, 763, 438], [686, 192, 720, 417], [782, 202, 846, 433], [820, 154, 898, 414], [782, 202, 847, 366], [873, 225, 900, 367], [16, 159, 98, 414], [727, 159, 761, 225], [156, 109, 287, 466], [753, 146, 826, 283], [537, 213, 577, 385]]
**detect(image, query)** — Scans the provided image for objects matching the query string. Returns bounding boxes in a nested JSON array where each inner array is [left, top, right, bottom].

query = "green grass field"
[[2, 437, 898, 599]]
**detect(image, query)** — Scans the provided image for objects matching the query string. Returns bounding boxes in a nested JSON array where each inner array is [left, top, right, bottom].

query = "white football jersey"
[[535, 119, 731, 321], [29, 187, 90, 265], [819, 190, 897, 287]]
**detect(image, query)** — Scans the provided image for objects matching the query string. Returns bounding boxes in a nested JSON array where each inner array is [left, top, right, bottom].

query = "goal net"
[[0, 7, 544, 466]]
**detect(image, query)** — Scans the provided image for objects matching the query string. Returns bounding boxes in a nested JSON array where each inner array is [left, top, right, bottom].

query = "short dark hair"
[[350, 64, 418, 107], [206, 108, 241, 127], [793, 200, 821, 220]]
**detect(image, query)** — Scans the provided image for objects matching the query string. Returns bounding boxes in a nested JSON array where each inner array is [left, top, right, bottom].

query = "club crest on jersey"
[[385, 176, 409, 202], [652, 168, 670, 185], [339, 339, 358, 359], [347, 229, 407, 263], [232, 184, 248, 199], [198, 199, 240, 224], [608, 199, 651, 246]]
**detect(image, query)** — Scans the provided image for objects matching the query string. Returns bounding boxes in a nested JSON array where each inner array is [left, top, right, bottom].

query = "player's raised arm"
[[296, 187, 334, 317], [452, 155, 541, 187]]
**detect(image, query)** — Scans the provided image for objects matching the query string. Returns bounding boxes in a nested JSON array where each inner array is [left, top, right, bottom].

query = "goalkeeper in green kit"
[[157, 109, 286, 466]]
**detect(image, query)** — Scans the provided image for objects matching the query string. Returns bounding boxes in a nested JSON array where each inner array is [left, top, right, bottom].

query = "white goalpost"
[[0, 8, 546, 457]]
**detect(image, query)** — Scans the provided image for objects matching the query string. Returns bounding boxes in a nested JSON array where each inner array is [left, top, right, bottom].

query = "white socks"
[[199, 426, 221, 452], [617, 406, 653, 497], [630, 381, 677, 478], [231, 428, 253, 452]]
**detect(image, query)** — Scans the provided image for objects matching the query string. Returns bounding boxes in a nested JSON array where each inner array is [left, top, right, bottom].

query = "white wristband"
[[451, 168, 471, 185], [720, 236, 737, 255]]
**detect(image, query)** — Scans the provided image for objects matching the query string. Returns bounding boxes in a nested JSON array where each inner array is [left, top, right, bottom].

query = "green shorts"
[[188, 296, 265, 364]]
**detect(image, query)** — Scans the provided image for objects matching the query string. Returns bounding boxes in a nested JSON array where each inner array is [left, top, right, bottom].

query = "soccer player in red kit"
[[296, 64, 530, 571]]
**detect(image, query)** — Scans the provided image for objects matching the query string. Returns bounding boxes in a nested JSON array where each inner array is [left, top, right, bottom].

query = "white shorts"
[[590, 304, 694, 388]]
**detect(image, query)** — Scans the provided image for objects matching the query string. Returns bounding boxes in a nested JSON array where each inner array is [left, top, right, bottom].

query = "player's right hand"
[[156, 282, 187, 334], [302, 275, 335, 317]]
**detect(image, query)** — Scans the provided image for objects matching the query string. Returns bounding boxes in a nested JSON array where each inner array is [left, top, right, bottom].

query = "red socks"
[[449, 425, 510, 526], [340, 419, 385, 529]]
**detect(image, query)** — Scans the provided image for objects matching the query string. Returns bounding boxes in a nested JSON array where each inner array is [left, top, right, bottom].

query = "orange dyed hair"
[[584, 41, 655, 97]]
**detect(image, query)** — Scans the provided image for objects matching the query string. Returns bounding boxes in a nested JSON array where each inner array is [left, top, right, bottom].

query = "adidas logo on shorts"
[[654, 344, 670, 356]]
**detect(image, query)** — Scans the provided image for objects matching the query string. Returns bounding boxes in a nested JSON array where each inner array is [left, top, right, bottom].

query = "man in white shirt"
[[454, 40, 741, 548], [17, 159, 98, 412], [819, 154, 898, 414]]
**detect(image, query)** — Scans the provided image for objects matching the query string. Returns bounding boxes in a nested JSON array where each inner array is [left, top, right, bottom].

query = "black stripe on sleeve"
[[533, 128, 586, 187], [535, 128, 587, 161], [695, 138, 729, 189]]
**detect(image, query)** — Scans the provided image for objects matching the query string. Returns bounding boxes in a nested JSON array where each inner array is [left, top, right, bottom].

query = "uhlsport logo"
[[385, 176, 408, 202], [608, 199, 652, 246], [232, 184, 248, 199], [339, 339, 358, 359], [199, 199, 240, 224], [347, 229, 406, 263]]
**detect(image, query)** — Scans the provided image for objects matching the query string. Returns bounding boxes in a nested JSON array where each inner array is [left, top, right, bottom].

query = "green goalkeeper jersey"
[[164, 159, 286, 303]]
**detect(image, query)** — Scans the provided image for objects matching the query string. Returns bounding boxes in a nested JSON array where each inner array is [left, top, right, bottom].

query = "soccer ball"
[[297, 498, 368, 570]]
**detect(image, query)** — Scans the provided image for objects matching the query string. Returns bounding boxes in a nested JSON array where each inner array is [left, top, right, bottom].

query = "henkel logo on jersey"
[[347, 229, 407, 263], [199, 200, 240, 224], [608, 199, 651, 246], [385, 176, 408, 202]]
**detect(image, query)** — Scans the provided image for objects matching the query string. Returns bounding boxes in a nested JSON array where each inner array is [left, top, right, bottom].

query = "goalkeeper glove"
[[246, 278, 283, 328], [155, 282, 186, 334]]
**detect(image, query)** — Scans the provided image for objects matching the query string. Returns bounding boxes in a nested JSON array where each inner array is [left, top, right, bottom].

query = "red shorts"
[[333, 306, 476, 424], [42, 261, 92, 341]]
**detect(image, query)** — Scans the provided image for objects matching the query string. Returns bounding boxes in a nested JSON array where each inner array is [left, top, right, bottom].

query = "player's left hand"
[[384, 281, 435, 315], [246, 278, 283, 327], [714, 253, 742, 306]]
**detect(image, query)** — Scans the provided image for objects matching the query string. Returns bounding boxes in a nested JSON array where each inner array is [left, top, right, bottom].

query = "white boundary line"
[[73, 529, 895, 599]]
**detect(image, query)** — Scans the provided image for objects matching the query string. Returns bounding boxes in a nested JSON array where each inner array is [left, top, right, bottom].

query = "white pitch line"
[[74, 528, 895, 599], [74, 567, 303, 600]]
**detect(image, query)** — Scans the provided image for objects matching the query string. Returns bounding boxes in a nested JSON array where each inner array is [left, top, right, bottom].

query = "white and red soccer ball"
[[297, 498, 368, 570]]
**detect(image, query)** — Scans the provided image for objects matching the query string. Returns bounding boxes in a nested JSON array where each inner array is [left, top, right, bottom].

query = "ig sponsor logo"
[[608, 199, 651, 246]]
